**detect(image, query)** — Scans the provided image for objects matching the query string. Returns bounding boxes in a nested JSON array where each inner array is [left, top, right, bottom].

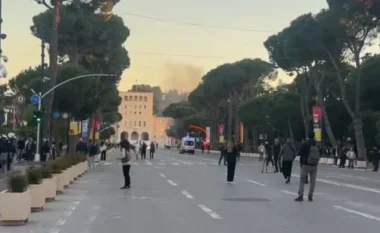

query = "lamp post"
[[34, 73, 116, 161]]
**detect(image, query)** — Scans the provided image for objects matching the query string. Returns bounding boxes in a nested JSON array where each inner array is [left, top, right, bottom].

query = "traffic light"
[[33, 110, 43, 123]]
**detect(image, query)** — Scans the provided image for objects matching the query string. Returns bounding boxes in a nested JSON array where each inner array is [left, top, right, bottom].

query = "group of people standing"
[[137, 141, 156, 160]]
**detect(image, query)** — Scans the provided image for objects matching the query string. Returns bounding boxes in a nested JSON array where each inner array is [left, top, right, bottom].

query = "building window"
[[144, 96, 147, 101], [129, 121, 132, 126], [139, 121, 141, 126], [144, 105, 146, 109], [134, 96, 137, 101], [139, 105, 141, 109], [129, 96, 133, 101], [134, 121, 136, 126], [143, 121, 146, 126], [139, 112, 141, 115], [139, 96, 142, 101], [125, 105, 127, 108], [134, 112, 136, 114], [124, 96, 128, 101]]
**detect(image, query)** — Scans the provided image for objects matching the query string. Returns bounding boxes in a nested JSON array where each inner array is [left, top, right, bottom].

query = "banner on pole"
[[312, 105, 322, 142], [206, 127, 211, 144], [218, 124, 225, 143], [81, 119, 89, 139]]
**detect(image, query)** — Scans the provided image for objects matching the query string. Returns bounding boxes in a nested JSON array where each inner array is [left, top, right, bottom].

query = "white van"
[[179, 136, 195, 155]]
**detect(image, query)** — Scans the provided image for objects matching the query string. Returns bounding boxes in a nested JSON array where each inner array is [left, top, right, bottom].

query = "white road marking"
[[198, 205, 222, 219], [56, 219, 66, 226], [104, 162, 112, 165], [167, 180, 178, 186], [158, 162, 166, 166], [293, 174, 380, 194], [172, 162, 180, 165], [63, 211, 73, 217], [92, 205, 100, 211], [132, 196, 150, 200], [281, 190, 298, 196], [155, 166, 165, 169], [146, 161, 153, 165], [211, 162, 218, 165], [159, 173, 166, 178], [68, 206, 77, 211], [49, 229, 60, 233], [333, 205, 380, 222], [160, 160, 165, 162], [246, 180, 268, 187], [0, 189, 7, 193], [72, 201, 80, 205], [198, 162, 206, 165], [181, 190, 194, 199], [88, 216, 97, 223]]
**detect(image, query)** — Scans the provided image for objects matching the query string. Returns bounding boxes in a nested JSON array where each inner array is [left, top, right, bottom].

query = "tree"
[[319, 1, 380, 159]]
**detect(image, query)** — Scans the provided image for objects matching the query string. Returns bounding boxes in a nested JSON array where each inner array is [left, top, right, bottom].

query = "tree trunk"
[[243, 127, 249, 152], [251, 128, 258, 153], [227, 93, 233, 140], [353, 118, 367, 160], [287, 119, 294, 141], [300, 94, 309, 139], [44, 1, 60, 141]]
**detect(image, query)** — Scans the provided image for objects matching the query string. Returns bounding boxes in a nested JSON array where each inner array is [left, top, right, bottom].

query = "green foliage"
[[162, 102, 197, 119], [7, 175, 28, 193], [50, 161, 63, 174], [27, 167, 43, 185], [40, 165, 53, 179]]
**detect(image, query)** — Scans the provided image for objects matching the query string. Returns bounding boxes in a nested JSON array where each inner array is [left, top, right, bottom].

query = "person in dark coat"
[[226, 137, 238, 183], [149, 142, 155, 159], [371, 146, 379, 172], [76, 138, 88, 156], [273, 138, 282, 173], [279, 138, 296, 183], [141, 142, 147, 160]]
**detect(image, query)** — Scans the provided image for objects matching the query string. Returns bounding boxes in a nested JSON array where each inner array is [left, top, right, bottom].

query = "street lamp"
[[34, 73, 116, 161]]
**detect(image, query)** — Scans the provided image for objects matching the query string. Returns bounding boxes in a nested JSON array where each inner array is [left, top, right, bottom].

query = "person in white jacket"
[[346, 147, 356, 169], [100, 142, 107, 161]]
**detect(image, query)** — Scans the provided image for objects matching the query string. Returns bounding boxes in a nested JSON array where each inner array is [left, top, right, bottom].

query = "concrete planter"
[[0, 189, 31, 225], [319, 157, 328, 164], [43, 177, 57, 202], [62, 169, 71, 188], [54, 174, 64, 194], [355, 161, 367, 168], [327, 158, 335, 165], [29, 184, 46, 212]]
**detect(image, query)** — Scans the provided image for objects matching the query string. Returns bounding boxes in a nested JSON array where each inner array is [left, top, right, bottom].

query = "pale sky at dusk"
[[2, 0, 333, 91]]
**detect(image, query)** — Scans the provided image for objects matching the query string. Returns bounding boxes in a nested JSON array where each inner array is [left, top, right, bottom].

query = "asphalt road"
[[1, 149, 380, 233]]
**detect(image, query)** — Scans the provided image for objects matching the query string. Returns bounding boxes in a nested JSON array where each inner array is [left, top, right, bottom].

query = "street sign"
[[62, 113, 69, 119], [30, 94, 40, 105], [16, 95, 25, 104], [53, 112, 60, 120]]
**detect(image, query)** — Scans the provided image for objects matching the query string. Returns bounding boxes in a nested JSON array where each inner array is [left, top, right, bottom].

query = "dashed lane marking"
[[246, 180, 268, 187], [181, 190, 194, 199], [172, 162, 180, 165], [49, 229, 60, 233], [293, 174, 380, 194], [334, 205, 380, 222], [167, 180, 178, 186], [56, 219, 66, 226], [281, 190, 298, 196], [159, 173, 166, 178], [198, 205, 222, 219], [63, 211, 73, 217]]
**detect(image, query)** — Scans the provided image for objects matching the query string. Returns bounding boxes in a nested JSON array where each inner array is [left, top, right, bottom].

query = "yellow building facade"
[[115, 91, 174, 147]]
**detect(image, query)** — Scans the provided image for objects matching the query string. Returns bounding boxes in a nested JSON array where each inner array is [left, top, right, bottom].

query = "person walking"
[[16, 137, 25, 163], [298, 139, 308, 183], [346, 147, 355, 169], [273, 138, 282, 173], [42, 140, 50, 162], [218, 143, 227, 166], [279, 138, 296, 184], [141, 142, 147, 160], [295, 132, 320, 202], [149, 142, 155, 159], [258, 142, 265, 161], [119, 137, 132, 189], [87, 140, 97, 171], [76, 138, 88, 156], [100, 142, 107, 161], [226, 137, 238, 183], [371, 146, 379, 172]]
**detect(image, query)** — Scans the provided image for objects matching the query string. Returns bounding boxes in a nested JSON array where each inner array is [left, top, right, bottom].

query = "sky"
[[1, 0, 332, 92]]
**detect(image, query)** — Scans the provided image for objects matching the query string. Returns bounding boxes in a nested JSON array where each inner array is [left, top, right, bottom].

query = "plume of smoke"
[[161, 62, 204, 91]]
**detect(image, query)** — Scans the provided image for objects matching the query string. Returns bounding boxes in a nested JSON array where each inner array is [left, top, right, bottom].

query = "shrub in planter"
[[27, 167, 46, 211], [40, 165, 56, 202], [50, 161, 64, 194], [0, 175, 31, 224]]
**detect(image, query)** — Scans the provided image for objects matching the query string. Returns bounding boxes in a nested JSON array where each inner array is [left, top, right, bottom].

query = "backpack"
[[307, 145, 320, 165]]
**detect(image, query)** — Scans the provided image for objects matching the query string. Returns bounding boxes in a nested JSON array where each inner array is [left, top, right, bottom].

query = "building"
[[115, 91, 174, 147]]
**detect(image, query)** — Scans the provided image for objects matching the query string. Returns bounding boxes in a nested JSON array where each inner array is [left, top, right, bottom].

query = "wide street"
[[2, 149, 380, 233]]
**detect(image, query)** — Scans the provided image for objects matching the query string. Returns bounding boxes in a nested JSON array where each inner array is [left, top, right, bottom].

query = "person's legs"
[[282, 161, 288, 179], [288, 161, 293, 181], [296, 165, 309, 200], [87, 155, 91, 171], [274, 156, 279, 172], [308, 166, 318, 200], [90, 156, 95, 171], [227, 155, 233, 182], [124, 165, 131, 187], [219, 152, 223, 165], [104, 151, 107, 161]]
